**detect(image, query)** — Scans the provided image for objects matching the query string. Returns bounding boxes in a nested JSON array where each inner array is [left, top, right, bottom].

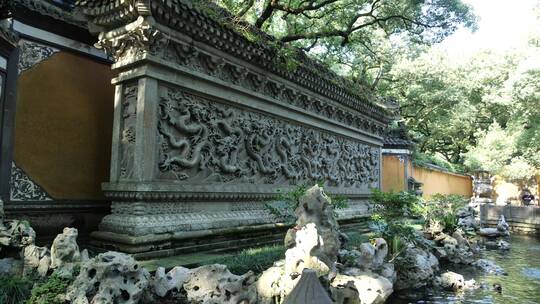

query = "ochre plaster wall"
[[382, 155, 406, 192], [412, 166, 472, 199], [382, 154, 473, 198], [14, 51, 114, 199]]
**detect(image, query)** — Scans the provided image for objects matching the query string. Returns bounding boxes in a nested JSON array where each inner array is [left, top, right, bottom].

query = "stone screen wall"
[[78, 1, 390, 255]]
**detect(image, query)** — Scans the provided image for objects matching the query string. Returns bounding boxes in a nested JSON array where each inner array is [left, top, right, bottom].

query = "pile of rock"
[[477, 215, 511, 251], [65, 252, 260, 304], [0, 220, 88, 279], [3, 221, 49, 278], [478, 215, 510, 238], [257, 185, 393, 304], [424, 223, 476, 265], [456, 206, 479, 232], [3, 184, 512, 304], [394, 245, 439, 290]]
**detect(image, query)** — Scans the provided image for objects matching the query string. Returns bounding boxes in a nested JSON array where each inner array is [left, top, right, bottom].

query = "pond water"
[[389, 235, 540, 304]]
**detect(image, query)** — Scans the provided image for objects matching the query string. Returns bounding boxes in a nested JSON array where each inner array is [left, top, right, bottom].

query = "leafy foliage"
[[25, 272, 73, 304], [384, 10, 540, 179], [412, 150, 464, 174], [423, 194, 468, 233], [208, 245, 285, 275], [0, 276, 33, 304], [369, 189, 425, 256], [344, 232, 371, 250]]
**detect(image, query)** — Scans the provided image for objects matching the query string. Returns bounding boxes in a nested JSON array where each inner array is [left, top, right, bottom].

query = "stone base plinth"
[[91, 185, 372, 259]]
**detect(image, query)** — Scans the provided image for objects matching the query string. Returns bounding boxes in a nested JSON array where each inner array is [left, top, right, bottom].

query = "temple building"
[[0, 0, 390, 258]]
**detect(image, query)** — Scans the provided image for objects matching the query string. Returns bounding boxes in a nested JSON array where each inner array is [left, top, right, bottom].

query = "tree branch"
[[255, 0, 278, 28], [238, 0, 255, 17]]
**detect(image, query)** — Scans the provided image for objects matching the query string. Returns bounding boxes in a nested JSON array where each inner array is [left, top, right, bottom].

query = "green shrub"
[[344, 232, 370, 250], [25, 272, 72, 304], [208, 245, 285, 275], [0, 276, 33, 304], [413, 151, 465, 174], [370, 189, 425, 256], [423, 194, 468, 233]]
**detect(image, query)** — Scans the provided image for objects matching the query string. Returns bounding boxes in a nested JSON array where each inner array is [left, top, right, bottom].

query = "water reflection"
[[389, 235, 540, 304]]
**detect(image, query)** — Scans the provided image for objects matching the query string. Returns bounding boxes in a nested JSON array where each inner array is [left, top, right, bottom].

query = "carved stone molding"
[[99, 199, 371, 236], [18, 40, 59, 73], [100, 25, 388, 134], [10, 162, 52, 201]]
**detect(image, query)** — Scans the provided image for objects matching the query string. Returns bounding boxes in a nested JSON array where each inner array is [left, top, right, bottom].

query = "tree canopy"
[[213, 0, 477, 87], [385, 15, 540, 180]]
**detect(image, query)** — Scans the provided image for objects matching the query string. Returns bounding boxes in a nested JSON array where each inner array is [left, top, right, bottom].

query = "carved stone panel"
[[18, 40, 59, 74], [10, 162, 51, 201], [156, 86, 380, 190], [119, 84, 137, 180]]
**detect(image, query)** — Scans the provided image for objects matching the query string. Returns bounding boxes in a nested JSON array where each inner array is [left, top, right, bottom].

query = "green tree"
[[383, 50, 517, 163], [213, 0, 476, 88], [462, 12, 540, 180]]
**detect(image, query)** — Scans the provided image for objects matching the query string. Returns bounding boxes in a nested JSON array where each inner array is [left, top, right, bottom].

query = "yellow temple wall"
[[13, 51, 114, 200]]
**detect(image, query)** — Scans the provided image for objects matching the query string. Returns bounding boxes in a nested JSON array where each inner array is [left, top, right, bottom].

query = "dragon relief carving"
[[157, 87, 380, 188]]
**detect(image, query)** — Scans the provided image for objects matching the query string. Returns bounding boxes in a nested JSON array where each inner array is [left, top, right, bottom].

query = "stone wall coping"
[[76, 0, 390, 123]]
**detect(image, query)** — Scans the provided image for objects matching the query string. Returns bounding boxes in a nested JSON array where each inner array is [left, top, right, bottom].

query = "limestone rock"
[[338, 238, 388, 271], [378, 263, 397, 284], [257, 266, 285, 303], [355, 243, 375, 269], [151, 266, 191, 298], [478, 227, 502, 237], [435, 271, 476, 291], [285, 223, 332, 278], [258, 185, 344, 303], [331, 272, 393, 304], [456, 207, 479, 231], [497, 239, 510, 250], [472, 259, 507, 275], [395, 246, 439, 290], [259, 186, 394, 304], [184, 264, 257, 304], [330, 280, 360, 304], [0, 220, 36, 248], [291, 185, 341, 265], [424, 219, 444, 238], [497, 215, 510, 235], [372, 238, 388, 268], [23, 244, 51, 277], [441, 233, 474, 264], [66, 251, 150, 304], [284, 185, 342, 281], [51, 227, 81, 277]]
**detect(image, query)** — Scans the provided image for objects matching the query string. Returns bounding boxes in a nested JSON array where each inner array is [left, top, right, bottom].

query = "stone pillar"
[[77, 1, 389, 257]]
